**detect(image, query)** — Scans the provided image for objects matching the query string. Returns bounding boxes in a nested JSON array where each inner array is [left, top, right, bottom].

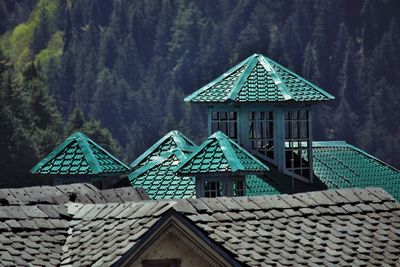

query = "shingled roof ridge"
[[170, 187, 396, 216], [0, 183, 149, 206]]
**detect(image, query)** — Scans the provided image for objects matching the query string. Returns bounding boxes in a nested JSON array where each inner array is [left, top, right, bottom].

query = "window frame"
[[283, 109, 313, 183], [197, 176, 246, 198], [208, 107, 239, 143], [247, 110, 275, 162]]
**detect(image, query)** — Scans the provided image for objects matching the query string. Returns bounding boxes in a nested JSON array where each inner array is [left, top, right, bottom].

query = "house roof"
[[128, 132, 277, 199], [128, 149, 196, 199], [312, 141, 400, 200], [176, 131, 269, 175], [0, 183, 149, 205], [1, 187, 399, 266], [185, 53, 334, 104], [31, 132, 129, 176], [129, 130, 197, 170]]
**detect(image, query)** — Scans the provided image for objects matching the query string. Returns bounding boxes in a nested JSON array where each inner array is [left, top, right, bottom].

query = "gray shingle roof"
[[0, 183, 149, 205], [1, 187, 400, 266]]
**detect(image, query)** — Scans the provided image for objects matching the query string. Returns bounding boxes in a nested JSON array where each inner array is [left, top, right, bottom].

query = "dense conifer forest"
[[0, 0, 399, 187]]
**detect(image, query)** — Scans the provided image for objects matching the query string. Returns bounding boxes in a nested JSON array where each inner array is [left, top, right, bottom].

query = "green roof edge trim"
[[266, 56, 335, 100], [175, 139, 213, 173], [30, 133, 79, 174], [184, 54, 257, 102], [77, 137, 102, 174], [218, 137, 245, 171], [176, 131, 269, 174], [31, 132, 129, 175], [78, 132, 130, 172], [129, 130, 196, 168], [129, 149, 188, 180], [313, 141, 400, 173], [227, 56, 259, 101], [225, 137, 270, 172], [259, 56, 292, 101]]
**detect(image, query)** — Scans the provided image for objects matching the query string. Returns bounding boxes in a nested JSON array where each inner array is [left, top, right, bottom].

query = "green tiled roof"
[[177, 131, 269, 175], [246, 175, 280, 196], [128, 149, 195, 200], [31, 132, 129, 176], [130, 130, 196, 170], [185, 53, 334, 103], [312, 141, 400, 200]]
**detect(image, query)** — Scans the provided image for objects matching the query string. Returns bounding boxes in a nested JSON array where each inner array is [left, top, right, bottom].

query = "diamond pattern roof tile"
[[128, 151, 195, 200], [311, 141, 400, 201], [177, 131, 269, 175], [130, 130, 197, 170], [31, 132, 129, 176], [185, 53, 334, 103]]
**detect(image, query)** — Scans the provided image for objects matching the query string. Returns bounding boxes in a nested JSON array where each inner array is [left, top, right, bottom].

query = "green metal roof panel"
[[130, 130, 197, 170], [246, 175, 280, 196], [128, 151, 195, 200], [185, 54, 334, 103], [31, 132, 129, 175], [177, 131, 269, 175], [312, 141, 400, 200]]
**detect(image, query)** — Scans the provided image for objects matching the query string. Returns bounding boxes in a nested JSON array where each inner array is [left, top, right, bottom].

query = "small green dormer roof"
[[176, 131, 269, 175], [185, 53, 334, 103], [130, 130, 197, 170], [31, 132, 129, 176]]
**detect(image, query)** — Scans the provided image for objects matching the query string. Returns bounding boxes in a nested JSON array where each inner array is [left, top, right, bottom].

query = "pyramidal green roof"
[[31, 132, 129, 176], [128, 149, 195, 200], [311, 141, 400, 200], [130, 130, 197, 170], [176, 131, 269, 175], [185, 53, 334, 103]]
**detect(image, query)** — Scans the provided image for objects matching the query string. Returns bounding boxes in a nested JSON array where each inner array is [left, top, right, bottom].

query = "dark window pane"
[[211, 112, 219, 120], [220, 112, 227, 120]]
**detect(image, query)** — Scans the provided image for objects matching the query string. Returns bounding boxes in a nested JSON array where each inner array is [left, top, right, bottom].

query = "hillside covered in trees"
[[0, 0, 399, 187]]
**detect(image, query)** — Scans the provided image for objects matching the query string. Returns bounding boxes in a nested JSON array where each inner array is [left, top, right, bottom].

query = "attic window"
[[204, 181, 223, 198], [233, 180, 245, 196], [211, 111, 237, 140]]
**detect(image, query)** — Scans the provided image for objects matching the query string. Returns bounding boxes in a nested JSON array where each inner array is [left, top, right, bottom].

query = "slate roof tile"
[[1, 187, 400, 266]]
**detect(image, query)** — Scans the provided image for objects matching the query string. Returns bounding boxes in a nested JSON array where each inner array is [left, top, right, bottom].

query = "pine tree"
[[31, 7, 51, 55]]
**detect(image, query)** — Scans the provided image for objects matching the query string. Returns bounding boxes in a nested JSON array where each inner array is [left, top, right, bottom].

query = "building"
[[128, 53, 400, 200], [31, 132, 130, 189], [0, 186, 399, 266]]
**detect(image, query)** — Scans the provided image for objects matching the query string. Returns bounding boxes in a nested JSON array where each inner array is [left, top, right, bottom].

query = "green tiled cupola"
[[31, 132, 129, 188], [185, 53, 335, 183], [176, 131, 270, 197]]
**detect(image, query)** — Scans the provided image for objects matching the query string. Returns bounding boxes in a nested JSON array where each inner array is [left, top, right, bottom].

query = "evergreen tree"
[[31, 7, 51, 55]]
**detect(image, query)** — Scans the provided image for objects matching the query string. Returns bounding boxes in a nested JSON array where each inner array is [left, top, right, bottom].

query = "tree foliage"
[[1, 0, 400, 186]]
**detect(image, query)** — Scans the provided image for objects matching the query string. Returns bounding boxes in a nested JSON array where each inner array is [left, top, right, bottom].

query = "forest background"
[[0, 0, 399, 187]]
